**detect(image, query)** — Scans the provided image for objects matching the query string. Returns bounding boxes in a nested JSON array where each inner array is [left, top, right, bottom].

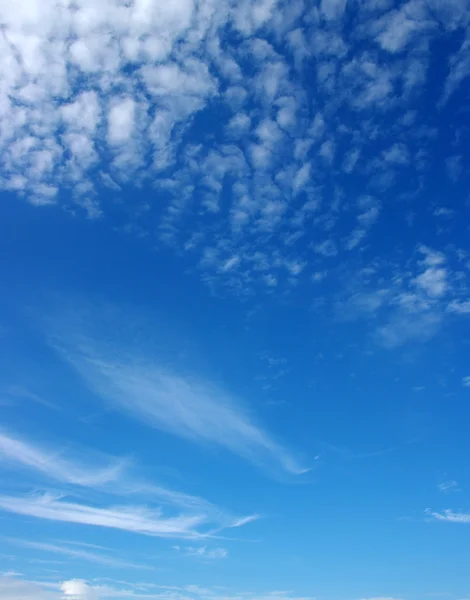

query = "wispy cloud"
[[0, 492, 254, 540], [0, 431, 127, 487], [7, 539, 154, 571], [48, 321, 306, 476], [437, 481, 459, 494], [174, 545, 228, 560], [0, 427, 254, 538], [1, 386, 57, 410]]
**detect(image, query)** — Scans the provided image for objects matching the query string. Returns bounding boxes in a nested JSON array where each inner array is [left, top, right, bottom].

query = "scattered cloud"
[[0, 492, 255, 540], [437, 481, 459, 494], [3, 2, 470, 596], [333, 242, 470, 348], [426, 509, 470, 524], [1, 0, 469, 304]]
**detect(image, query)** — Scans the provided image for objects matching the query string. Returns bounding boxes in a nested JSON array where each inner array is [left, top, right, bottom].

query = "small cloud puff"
[[61, 580, 97, 600]]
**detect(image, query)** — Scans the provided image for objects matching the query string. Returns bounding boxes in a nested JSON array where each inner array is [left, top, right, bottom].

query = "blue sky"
[[1, 0, 470, 598]]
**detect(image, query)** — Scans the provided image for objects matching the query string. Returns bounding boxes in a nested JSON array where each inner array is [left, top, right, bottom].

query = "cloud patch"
[[46, 311, 306, 476], [0, 492, 254, 539]]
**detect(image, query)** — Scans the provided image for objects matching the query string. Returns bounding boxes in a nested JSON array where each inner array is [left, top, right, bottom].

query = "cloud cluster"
[[2, 0, 470, 304], [334, 245, 470, 348]]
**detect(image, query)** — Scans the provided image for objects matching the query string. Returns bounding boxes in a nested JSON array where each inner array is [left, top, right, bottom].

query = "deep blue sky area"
[[1, 1, 470, 600]]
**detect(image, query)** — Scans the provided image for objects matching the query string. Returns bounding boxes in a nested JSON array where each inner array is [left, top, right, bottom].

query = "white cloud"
[[319, 140, 335, 165], [418, 245, 445, 267], [0, 576, 57, 600], [437, 480, 459, 493], [441, 34, 470, 104], [315, 240, 338, 257], [250, 144, 273, 170], [10, 539, 153, 571], [0, 576, 316, 600], [345, 229, 366, 251], [2, 0, 470, 304], [345, 196, 381, 250], [342, 148, 360, 173], [0, 0, 218, 203], [382, 143, 409, 166], [376, 311, 442, 349], [448, 300, 470, 314], [0, 431, 126, 487], [55, 341, 305, 475], [224, 85, 248, 110], [181, 546, 228, 560], [42, 305, 306, 475], [0, 492, 255, 539], [359, 207, 380, 227], [292, 163, 311, 194], [336, 243, 468, 348], [372, 0, 435, 53], [61, 92, 101, 134], [107, 98, 137, 146], [61, 579, 97, 600], [226, 113, 251, 137], [320, 0, 348, 20], [426, 509, 470, 523], [462, 376, 470, 387], [276, 96, 297, 130], [414, 267, 447, 298], [412, 247, 448, 298], [0, 428, 257, 538]]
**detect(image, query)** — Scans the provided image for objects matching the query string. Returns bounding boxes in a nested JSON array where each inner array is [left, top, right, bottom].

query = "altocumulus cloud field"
[[1, 0, 470, 599]]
